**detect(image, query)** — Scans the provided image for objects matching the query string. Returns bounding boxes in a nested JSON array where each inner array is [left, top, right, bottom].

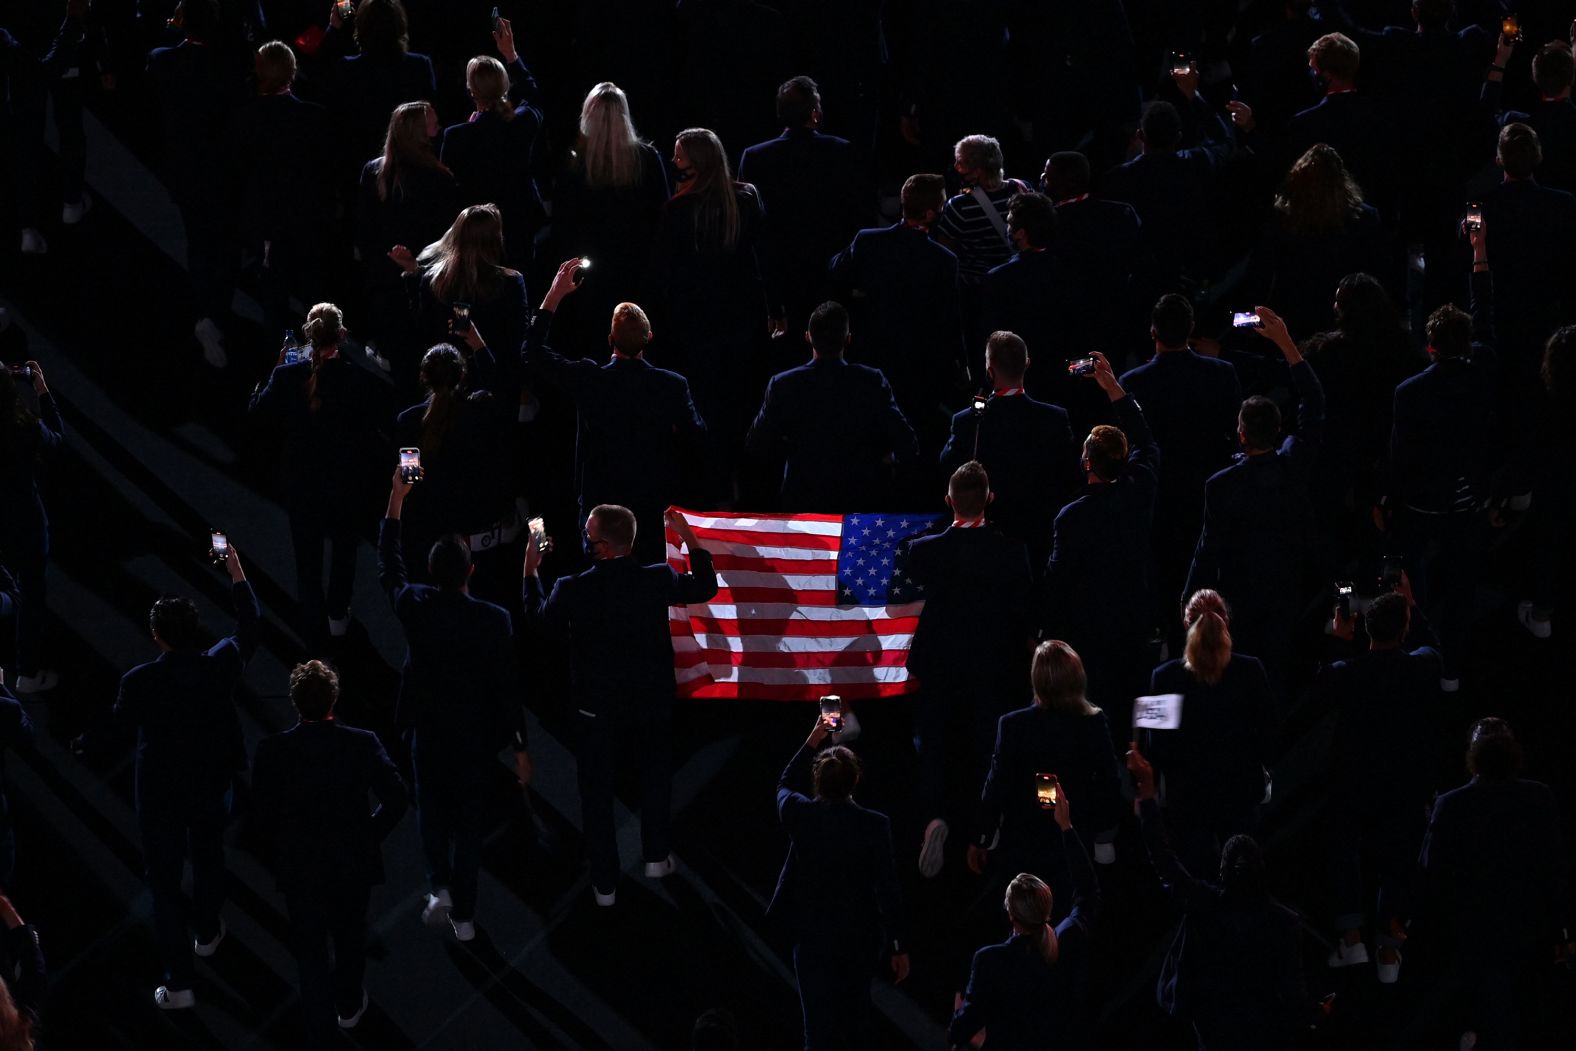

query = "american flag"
[[666, 508, 944, 701]]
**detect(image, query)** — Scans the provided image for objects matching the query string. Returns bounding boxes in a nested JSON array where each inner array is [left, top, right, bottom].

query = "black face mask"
[[674, 166, 695, 183]]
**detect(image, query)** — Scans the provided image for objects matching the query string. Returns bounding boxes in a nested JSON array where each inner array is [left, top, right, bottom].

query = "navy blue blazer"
[[227, 92, 334, 242], [1478, 179, 1576, 369], [1387, 269, 1497, 514], [827, 222, 964, 402], [976, 705, 1121, 850], [1049, 195, 1142, 352], [1120, 349, 1240, 515], [522, 550, 718, 725], [252, 719, 407, 892], [905, 525, 1032, 685], [768, 743, 906, 952], [1499, 98, 1576, 192], [950, 827, 1101, 1050], [0, 685, 32, 826], [738, 127, 860, 309], [1184, 360, 1324, 614], [377, 519, 526, 769], [1044, 393, 1159, 638], [1137, 799, 1305, 1041], [113, 580, 260, 816], [1420, 776, 1571, 947], [246, 356, 388, 509], [1099, 145, 1230, 282], [1287, 90, 1393, 205], [747, 356, 917, 512], [941, 392, 1081, 555], [330, 49, 436, 164], [521, 309, 705, 517], [146, 39, 241, 203], [440, 58, 544, 233], [980, 249, 1089, 391], [1145, 656, 1271, 818]]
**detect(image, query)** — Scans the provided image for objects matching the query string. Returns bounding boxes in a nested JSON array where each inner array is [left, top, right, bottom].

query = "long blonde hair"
[[466, 56, 513, 121], [674, 128, 739, 253], [575, 82, 643, 189], [1182, 589, 1233, 686], [377, 101, 445, 202], [1031, 640, 1098, 716], [1005, 873, 1058, 964], [418, 204, 507, 302]]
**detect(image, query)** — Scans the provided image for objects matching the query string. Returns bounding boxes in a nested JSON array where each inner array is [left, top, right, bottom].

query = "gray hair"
[[954, 134, 1005, 188]]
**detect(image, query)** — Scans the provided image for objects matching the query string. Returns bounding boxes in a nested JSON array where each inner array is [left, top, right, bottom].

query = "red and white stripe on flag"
[[665, 508, 925, 701]]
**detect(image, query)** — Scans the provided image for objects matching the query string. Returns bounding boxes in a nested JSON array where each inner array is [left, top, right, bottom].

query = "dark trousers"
[[140, 797, 229, 990], [413, 763, 485, 922], [1393, 509, 1485, 680], [176, 196, 236, 322], [913, 677, 1005, 826], [285, 880, 371, 1050], [51, 75, 86, 207], [576, 713, 672, 892], [793, 933, 880, 1051], [289, 506, 358, 625], [0, 524, 47, 677], [1326, 805, 1422, 946]]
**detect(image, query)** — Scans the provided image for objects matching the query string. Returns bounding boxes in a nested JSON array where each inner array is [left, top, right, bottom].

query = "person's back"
[[1120, 350, 1240, 509], [907, 523, 1030, 677], [1480, 174, 1576, 365], [979, 703, 1119, 859], [1147, 655, 1269, 816], [147, 39, 236, 193], [230, 89, 333, 240]]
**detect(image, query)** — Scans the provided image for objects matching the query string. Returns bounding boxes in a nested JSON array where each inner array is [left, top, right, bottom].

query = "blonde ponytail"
[[300, 302, 344, 413], [1182, 589, 1233, 686], [1004, 873, 1058, 964]]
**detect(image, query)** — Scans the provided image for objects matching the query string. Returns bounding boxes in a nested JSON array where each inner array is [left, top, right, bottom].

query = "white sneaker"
[[1093, 841, 1117, 866], [1439, 677, 1460, 693], [918, 818, 948, 879], [1517, 601, 1552, 640], [421, 889, 452, 927], [193, 918, 226, 957], [327, 615, 350, 638], [61, 194, 91, 225], [19, 228, 47, 255], [1376, 949, 1401, 984], [593, 886, 616, 907], [14, 670, 59, 694], [644, 856, 674, 879], [337, 989, 368, 1029], [449, 917, 476, 942], [194, 317, 228, 369], [1327, 940, 1369, 968], [155, 985, 195, 1010]]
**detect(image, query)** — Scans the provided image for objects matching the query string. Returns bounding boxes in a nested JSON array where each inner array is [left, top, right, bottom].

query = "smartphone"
[[819, 694, 844, 734], [399, 447, 421, 484], [1380, 554, 1403, 590], [1335, 581, 1355, 619], [336, 0, 353, 19], [491, 5, 501, 31], [971, 394, 988, 413], [7, 365, 31, 379], [572, 257, 592, 286], [1465, 203, 1483, 232], [1067, 357, 1098, 376], [1168, 51, 1191, 77], [210, 530, 229, 565], [1501, 14, 1521, 42], [527, 515, 549, 552], [1035, 772, 1059, 809]]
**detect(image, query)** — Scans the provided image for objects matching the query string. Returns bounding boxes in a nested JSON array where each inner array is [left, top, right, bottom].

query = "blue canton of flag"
[[836, 513, 944, 605]]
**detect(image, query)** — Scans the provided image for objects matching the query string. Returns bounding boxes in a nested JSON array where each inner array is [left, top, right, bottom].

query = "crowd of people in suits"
[[3, 0, 1576, 1048]]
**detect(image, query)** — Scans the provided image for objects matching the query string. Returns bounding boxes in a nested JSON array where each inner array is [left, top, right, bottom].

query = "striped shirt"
[[935, 181, 1028, 282]]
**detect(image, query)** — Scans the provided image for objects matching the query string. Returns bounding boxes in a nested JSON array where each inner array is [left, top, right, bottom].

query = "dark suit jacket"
[[252, 720, 407, 892], [1044, 394, 1160, 638], [827, 222, 964, 415], [440, 59, 544, 239], [768, 743, 905, 951], [377, 519, 525, 777], [1388, 269, 1497, 513], [1119, 349, 1241, 518], [980, 249, 1087, 389], [747, 357, 917, 512], [522, 551, 718, 725], [521, 309, 705, 517], [146, 39, 240, 204], [1420, 776, 1571, 947], [0, 686, 32, 826], [950, 827, 1101, 1050], [905, 525, 1032, 686], [330, 49, 436, 165], [1287, 91, 1393, 206], [1145, 656, 1272, 818], [1500, 98, 1576, 192], [1050, 195, 1142, 354], [976, 706, 1121, 850], [247, 356, 388, 511], [1100, 145, 1230, 284], [113, 580, 260, 816], [1184, 360, 1324, 616], [738, 127, 860, 318], [1138, 798, 1305, 1042], [1478, 178, 1576, 369], [941, 392, 1081, 560], [228, 92, 334, 243]]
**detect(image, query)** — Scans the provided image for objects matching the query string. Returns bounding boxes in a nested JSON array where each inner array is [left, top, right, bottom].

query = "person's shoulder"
[[1150, 658, 1185, 685], [942, 190, 975, 212], [1022, 395, 1070, 423], [997, 704, 1041, 730]]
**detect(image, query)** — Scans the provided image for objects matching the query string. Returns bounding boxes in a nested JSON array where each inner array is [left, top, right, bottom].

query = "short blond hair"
[[255, 40, 297, 93], [1308, 33, 1359, 81], [610, 302, 651, 355]]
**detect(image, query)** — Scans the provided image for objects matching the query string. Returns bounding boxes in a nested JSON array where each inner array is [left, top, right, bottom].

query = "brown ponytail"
[[418, 344, 466, 453], [1182, 589, 1233, 686], [300, 303, 344, 414]]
